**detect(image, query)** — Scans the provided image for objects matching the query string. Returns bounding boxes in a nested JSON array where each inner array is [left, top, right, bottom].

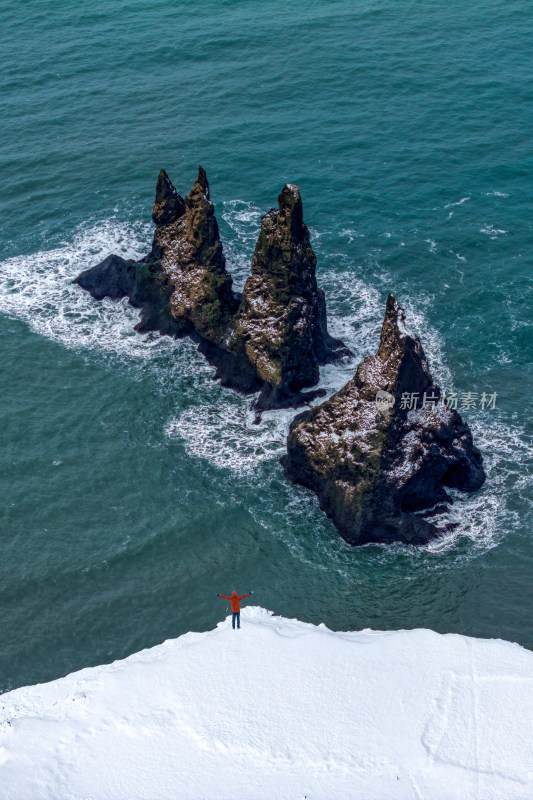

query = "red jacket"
[[218, 591, 250, 612]]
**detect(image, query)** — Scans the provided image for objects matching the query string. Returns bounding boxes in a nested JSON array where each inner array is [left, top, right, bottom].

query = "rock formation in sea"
[[232, 183, 350, 410], [151, 167, 240, 341], [151, 168, 186, 226], [75, 168, 350, 411], [281, 294, 485, 546]]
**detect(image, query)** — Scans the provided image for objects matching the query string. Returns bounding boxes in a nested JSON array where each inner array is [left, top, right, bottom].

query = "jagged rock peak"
[[257, 182, 308, 260], [187, 165, 210, 205], [147, 166, 237, 344], [152, 169, 185, 227], [233, 182, 350, 409], [250, 182, 315, 282], [278, 183, 304, 233], [172, 165, 227, 278], [75, 170, 348, 412], [282, 294, 485, 546], [355, 294, 433, 402]]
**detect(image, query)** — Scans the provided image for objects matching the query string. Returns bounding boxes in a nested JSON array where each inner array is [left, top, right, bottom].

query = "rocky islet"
[[76, 168, 348, 411], [75, 170, 485, 545], [282, 295, 485, 545]]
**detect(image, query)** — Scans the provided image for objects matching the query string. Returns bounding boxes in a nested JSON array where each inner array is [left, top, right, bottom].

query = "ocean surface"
[[0, 0, 531, 692]]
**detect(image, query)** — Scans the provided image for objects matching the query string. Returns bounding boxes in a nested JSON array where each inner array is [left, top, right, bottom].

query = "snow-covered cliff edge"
[[1, 607, 532, 799]]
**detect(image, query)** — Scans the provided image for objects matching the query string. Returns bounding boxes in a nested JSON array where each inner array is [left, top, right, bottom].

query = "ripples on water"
[[1, 0, 532, 689], [0, 203, 530, 570]]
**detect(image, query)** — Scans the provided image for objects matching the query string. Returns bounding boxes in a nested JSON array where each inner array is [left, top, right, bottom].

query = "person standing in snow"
[[217, 590, 253, 629]]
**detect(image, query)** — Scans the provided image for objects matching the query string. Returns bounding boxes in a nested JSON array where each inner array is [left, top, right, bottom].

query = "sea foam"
[[0, 211, 529, 556]]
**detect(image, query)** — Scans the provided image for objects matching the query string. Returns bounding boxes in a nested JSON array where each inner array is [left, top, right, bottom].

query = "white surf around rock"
[[0, 607, 532, 800], [0, 216, 529, 551]]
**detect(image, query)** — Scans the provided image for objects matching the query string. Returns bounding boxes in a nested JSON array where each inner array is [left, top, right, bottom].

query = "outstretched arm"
[[218, 594, 231, 600], [237, 593, 251, 600]]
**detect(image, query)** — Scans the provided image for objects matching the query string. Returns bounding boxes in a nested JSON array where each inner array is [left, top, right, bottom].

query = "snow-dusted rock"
[[282, 295, 485, 545], [151, 168, 185, 227], [75, 167, 241, 349], [75, 171, 349, 411], [233, 183, 351, 410]]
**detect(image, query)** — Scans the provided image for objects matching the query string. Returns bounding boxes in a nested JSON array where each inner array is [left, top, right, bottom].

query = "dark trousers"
[[232, 611, 240, 629]]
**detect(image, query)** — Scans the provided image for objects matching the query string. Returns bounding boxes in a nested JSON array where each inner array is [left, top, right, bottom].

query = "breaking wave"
[[0, 218, 172, 360]]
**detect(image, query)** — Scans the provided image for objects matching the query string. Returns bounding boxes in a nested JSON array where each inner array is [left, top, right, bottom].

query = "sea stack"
[[151, 166, 240, 342], [152, 168, 186, 226], [232, 184, 351, 410], [282, 295, 485, 546], [75, 169, 350, 411]]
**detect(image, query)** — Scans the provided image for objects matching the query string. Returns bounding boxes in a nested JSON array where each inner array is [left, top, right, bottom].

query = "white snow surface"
[[1, 607, 532, 800]]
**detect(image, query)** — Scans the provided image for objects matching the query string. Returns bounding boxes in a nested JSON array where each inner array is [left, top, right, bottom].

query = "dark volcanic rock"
[[282, 294, 485, 546], [152, 169, 186, 227], [152, 166, 240, 342], [150, 167, 261, 392], [233, 184, 351, 410], [75, 254, 188, 338], [75, 254, 136, 301], [74, 169, 350, 410]]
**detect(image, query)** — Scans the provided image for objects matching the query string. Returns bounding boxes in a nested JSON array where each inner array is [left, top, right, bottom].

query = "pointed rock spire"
[[194, 165, 210, 199], [152, 170, 185, 227], [150, 167, 238, 341], [354, 294, 433, 402], [179, 165, 225, 273], [234, 183, 350, 408], [282, 295, 485, 546], [77, 170, 349, 410]]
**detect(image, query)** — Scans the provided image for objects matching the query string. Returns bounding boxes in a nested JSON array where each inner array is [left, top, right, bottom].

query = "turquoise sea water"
[[0, 1, 532, 691]]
